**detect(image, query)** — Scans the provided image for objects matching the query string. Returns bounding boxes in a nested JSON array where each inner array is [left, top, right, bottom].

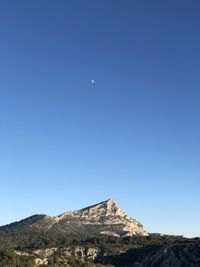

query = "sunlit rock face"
[[0, 199, 148, 237], [55, 199, 148, 236]]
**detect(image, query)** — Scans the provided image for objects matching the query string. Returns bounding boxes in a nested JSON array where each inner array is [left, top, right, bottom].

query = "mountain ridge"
[[0, 199, 148, 237]]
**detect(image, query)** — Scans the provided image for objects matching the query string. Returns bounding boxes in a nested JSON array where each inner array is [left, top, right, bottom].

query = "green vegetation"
[[0, 247, 33, 267], [0, 232, 199, 267], [0, 229, 190, 250]]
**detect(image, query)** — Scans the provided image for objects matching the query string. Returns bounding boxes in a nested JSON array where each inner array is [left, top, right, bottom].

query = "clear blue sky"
[[0, 0, 199, 237]]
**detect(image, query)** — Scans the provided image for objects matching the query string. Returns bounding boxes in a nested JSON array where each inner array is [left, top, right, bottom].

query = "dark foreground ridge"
[[100, 241, 200, 267], [0, 233, 199, 267]]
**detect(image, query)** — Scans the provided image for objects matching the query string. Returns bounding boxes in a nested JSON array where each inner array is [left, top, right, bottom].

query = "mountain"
[[0, 199, 148, 237], [1, 200, 200, 267]]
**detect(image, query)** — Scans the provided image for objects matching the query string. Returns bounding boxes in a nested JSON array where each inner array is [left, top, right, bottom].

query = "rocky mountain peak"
[[0, 199, 149, 237], [79, 198, 118, 212], [100, 198, 119, 213], [74, 198, 125, 219]]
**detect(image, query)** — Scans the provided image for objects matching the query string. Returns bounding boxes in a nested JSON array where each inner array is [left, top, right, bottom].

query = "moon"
[[91, 79, 95, 84]]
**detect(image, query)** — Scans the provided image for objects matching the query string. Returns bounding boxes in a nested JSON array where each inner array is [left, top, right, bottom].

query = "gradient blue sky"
[[0, 0, 200, 237]]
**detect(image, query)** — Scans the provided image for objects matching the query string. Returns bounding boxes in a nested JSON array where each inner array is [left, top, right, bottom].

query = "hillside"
[[0, 199, 148, 237]]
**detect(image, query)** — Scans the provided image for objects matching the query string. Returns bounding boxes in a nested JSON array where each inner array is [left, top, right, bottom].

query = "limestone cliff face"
[[55, 199, 148, 236], [0, 199, 148, 237]]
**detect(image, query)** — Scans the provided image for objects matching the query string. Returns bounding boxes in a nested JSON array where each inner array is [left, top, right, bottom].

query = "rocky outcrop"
[[54, 199, 148, 236], [15, 246, 101, 266], [34, 257, 48, 266], [33, 247, 58, 258]]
